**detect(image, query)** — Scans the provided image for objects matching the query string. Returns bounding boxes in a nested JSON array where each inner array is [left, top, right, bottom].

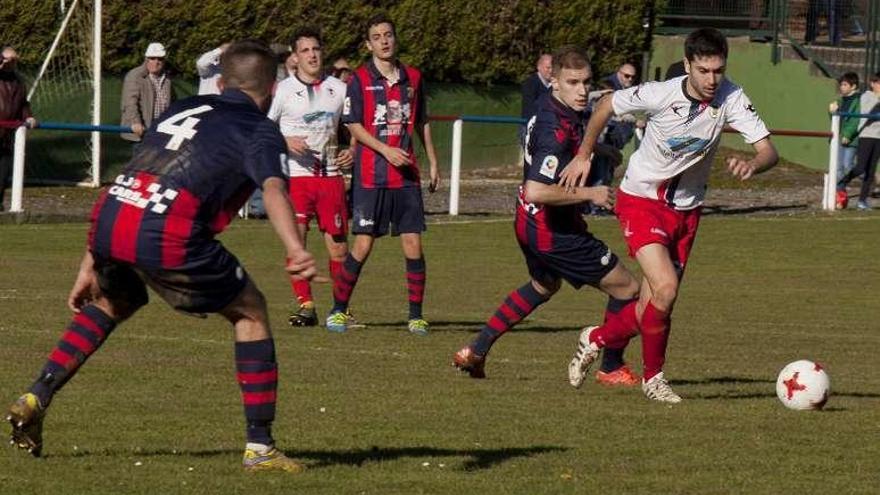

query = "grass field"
[[0, 215, 878, 494]]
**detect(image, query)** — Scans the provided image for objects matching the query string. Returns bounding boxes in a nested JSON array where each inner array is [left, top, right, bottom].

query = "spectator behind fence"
[[829, 71, 860, 209], [838, 72, 880, 210], [271, 43, 293, 80], [0, 46, 37, 212], [521, 53, 552, 122], [121, 42, 175, 144], [196, 43, 230, 95]]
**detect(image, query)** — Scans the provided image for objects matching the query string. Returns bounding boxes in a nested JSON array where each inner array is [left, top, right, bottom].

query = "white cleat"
[[642, 372, 682, 403], [568, 326, 600, 388]]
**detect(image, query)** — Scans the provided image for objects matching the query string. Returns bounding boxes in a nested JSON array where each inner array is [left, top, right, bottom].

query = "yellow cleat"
[[7, 393, 45, 457], [242, 447, 306, 473]]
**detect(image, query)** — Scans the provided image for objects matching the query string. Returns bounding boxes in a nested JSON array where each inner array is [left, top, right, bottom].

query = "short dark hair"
[[684, 28, 728, 61], [551, 45, 591, 77], [870, 72, 880, 84], [291, 26, 322, 50], [365, 13, 395, 39], [220, 40, 277, 95], [839, 72, 859, 87]]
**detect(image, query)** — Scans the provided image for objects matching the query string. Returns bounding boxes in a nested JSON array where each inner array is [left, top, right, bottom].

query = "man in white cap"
[[121, 42, 175, 144]]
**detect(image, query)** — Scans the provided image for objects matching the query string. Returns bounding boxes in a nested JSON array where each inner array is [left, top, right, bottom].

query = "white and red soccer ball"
[[776, 360, 830, 410]]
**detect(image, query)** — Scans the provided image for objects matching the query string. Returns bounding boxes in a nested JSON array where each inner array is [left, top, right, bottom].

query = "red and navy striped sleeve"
[[526, 115, 567, 186], [341, 72, 364, 126]]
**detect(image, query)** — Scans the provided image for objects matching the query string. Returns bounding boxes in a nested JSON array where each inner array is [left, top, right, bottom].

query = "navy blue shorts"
[[517, 231, 619, 289], [351, 186, 426, 237], [92, 241, 249, 314]]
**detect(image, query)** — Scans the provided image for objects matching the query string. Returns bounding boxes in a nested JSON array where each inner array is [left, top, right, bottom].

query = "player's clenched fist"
[[726, 156, 755, 181]]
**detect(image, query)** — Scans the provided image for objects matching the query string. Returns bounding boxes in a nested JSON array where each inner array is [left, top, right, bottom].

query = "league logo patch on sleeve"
[[343, 97, 351, 115], [539, 155, 559, 179]]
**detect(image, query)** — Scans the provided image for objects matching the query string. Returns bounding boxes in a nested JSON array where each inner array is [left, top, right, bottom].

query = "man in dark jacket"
[[0, 46, 36, 211], [521, 53, 552, 122]]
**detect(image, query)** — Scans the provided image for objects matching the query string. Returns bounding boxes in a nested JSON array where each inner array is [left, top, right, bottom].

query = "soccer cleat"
[[596, 364, 641, 387], [242, 446, 306, 473], [288, 301, 318, 327], [407, 318, 429, 336], [835, 190, 848, 209], [325, 311, 352, 333], [7, 393, 45, 457], [856, 200, 870, 210], [344, 310, 366, 330], [642, 372, 682, 403], [568, 326, 600, 388], [453, 346, 486, 379]]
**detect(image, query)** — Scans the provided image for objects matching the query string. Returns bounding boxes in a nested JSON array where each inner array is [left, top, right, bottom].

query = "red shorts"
[[288, 176, 348, 236], [614, 189, 702, 270]]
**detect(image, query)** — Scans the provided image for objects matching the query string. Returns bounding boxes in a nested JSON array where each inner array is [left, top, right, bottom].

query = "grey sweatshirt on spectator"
[[858, 91, 880, 139]]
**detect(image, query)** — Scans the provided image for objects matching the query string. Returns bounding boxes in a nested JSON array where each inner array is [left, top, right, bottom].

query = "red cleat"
[[595, 365, 640, 387], [836, 190, 848, 210], [453, 346, 486, 379]]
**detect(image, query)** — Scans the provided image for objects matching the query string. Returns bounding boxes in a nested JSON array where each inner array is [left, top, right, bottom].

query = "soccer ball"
[[775, 360, 830, 410]]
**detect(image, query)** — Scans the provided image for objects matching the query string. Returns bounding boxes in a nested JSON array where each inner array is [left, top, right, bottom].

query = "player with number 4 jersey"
[[7, 42, 315, 472], [559, 29, 779, 403]]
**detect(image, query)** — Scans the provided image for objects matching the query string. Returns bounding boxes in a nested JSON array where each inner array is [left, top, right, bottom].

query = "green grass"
[[0, 215, 878, 493]]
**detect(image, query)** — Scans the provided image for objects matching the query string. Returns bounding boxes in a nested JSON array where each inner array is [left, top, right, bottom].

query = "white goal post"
[[10, 0, 102, 213]]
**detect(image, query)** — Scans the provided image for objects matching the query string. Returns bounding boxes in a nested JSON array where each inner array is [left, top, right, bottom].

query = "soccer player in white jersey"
[[267, 27, 354, 327], [562, 28, 779, 403]]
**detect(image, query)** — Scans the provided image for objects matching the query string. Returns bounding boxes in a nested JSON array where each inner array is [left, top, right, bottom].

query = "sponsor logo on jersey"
[[303, 110, 336, 124], [108, 174, 179, 214], [539, 155, 559, 179], [671, 104, 683, 116]]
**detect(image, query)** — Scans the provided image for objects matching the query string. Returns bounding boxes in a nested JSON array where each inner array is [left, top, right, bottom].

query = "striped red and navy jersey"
[[341, 60, 427, 189], [88, 89, 287, 269], [516, 94, 590, 252]]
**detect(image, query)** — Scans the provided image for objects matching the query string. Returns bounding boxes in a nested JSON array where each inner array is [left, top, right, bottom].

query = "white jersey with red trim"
[[612, 75, 769, 210], [268, 74, 347, 177]]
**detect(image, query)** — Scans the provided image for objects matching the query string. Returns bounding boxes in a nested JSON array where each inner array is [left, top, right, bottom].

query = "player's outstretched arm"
[[346, 123, 412, 167], [559, 95, 615, 191], [524, 180, 614, 209], [261, 177, 316, 280], [726, 137, 778, 181]]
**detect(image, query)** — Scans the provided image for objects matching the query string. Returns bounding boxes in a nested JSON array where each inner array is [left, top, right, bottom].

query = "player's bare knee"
[[400, 234, 422, 258], [532, 278, 560, 296], [651, 281, 679, 311]]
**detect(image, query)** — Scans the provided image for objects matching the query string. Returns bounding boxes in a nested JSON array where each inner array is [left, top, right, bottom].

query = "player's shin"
[[640, 301, 671, 381], [235, 339, 277, 448], [590, 296, 639, 358], [405, 257, 426, 320], [471, 282, 550, 356], [29, 305, 118, 407], [331, 253, 363, 314]]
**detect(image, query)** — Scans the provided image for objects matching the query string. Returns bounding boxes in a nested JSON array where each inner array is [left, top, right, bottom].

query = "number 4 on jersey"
[[157, 105, 213, 150]]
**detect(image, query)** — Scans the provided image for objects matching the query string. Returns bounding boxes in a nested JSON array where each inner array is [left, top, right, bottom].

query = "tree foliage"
[[10, 0, 653, 83]]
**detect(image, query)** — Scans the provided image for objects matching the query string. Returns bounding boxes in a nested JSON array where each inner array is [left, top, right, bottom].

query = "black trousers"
[[842, 137, 880, 203], [0, 151, 11, 211]]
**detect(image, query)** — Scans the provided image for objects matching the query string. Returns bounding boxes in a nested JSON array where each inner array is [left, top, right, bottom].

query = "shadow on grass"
[[702, 204, 808, 216], [362, 320, 576, 333], [671, 376, 775, 386], [291, 445, 567, 471], [49, 445, 567, 471]]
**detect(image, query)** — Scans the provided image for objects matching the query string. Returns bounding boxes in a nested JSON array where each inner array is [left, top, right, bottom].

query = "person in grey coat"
[[120, 42, 175, 143]]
